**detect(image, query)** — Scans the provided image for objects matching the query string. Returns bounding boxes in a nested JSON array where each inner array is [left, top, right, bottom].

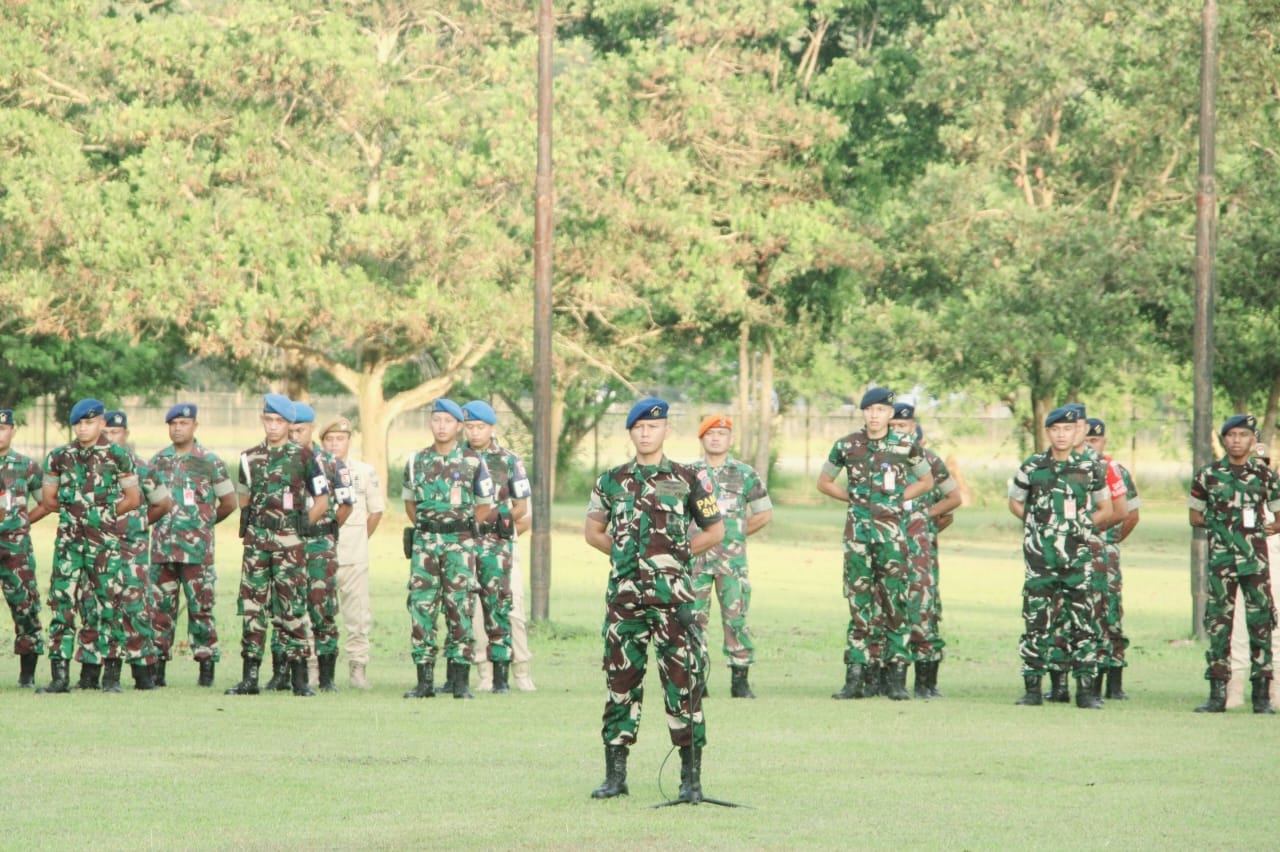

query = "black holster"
[[402, 527, 414, 559]]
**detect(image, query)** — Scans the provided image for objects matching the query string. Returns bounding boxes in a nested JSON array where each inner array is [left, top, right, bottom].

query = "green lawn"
[[1, 499, 1275, 850]]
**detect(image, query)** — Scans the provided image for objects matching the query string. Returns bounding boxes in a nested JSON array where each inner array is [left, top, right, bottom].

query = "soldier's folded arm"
[[902, 470, 934, 503], [1007, 497, 1026, 521], [1090, 494, 1113, 531], [214, 492, 237, 524], [688, 519, 725, 557], [307, 493, 329, 525], [584, 512, 612, 555], [116, 482, 143, 517], [816, 470, 848, 503]]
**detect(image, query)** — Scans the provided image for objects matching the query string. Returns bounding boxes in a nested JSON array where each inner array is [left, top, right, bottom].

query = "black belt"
[[417, 518, 472, 535], [300, 519, 339, 538], [252, 513, 300, 533]]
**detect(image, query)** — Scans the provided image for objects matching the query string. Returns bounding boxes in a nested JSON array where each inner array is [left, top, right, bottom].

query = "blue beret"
[[431, 398, 465, 422], [1065, 402, 1087, 419], [1044, 406, 1080, 427], [626, 397, 669, 430], [892, 401, 915, 420], [915, 425, 924, 443], [0, 410, 13, 426], [462, 400, 497, 425], [1086, 418, 1105, 437], [105, 410, 128, 428], [263, 393, 296, 422], [860, 387, 895, 409], [70, 398, 105, 424], [1220, 413, 1257, 437], [293, 402, 316, 424], [165, 403, 197, 423]]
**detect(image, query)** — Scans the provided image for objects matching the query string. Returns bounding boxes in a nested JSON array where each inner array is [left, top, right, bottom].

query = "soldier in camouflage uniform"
[[401, 398, 494, 700], [0, 409, 54, 687], [585, 398, 724, 803], [37, 398, 143, 694], [148, 403, 237, 687], [689, 414, 772, 700], [104, 410, 174, 690], [1007, 405, 1114, 709], [225, 394, 330, 698], [818, 387, 933, 702], [1085, 418, 1141, 701], [462, 400, 531, 694], [888, 403, 962, 699], [1188, 413, 1280, 714]]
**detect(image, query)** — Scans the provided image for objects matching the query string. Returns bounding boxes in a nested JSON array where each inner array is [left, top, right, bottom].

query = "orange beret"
[[698, 414, 733, 438]]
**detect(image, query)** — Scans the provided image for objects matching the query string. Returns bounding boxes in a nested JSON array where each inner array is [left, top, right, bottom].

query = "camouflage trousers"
[[48, 535, 126, 663], [237, 529, 312, 661], [0, 535, 43, 656], [272, 533, 339, 657], [1086, 536, 1111, 669], [600, 598, 707, 748], [1020, 538, 1098, 677], [841, 536, 910, 666], [151, 560, 220, 662], [1098, 544, 1128, 668], [474, 536, 513, 664], [905, 517, 944, 663], [119, 537, 158, 665], [1203, 566, 1276, 681], [406, 531, 476, 666], [690, 564, 753, 667]]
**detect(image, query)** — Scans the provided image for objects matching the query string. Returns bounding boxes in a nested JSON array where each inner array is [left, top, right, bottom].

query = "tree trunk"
[[754, 332, 774, 478], [737, 322, 752, 460], [1031, 395, 1053, 453], [1261, 369, 1280, 449]]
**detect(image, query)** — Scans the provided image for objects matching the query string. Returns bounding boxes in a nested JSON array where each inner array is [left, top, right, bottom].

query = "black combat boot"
[[37, 659, 71, 694], [1251, 677, 1275, 715], [1105, 668, 1129, 700], [873, 663, 888, 697], [913, 662, 931, 699], [436, 661, 456, 695], [154, 659, 167, 687], [1048, 670, 1071, 703], [264, 651, 289, 691], [492, 661, 510, 694], [76, 661, 102, 690], [197, 658, 215, 688], [1015, 674, 1043, 706], [18, 652, 38, 688], [291, 658, 315, 697], [730, 666, 755, 699], [317, 654, 339, 693], [452, 662, 473, 699], [404, 661, 436, 698], [590, 744, 629, 799], [224, 657, 261, 695], [928, 661, 944, 698], [886, 662, 911, 701], [102, 659, 124, 693], [1075, 674, 1102, 709], [832, 663, 865, 700], [132, 663, 155, 690], [678, 745, 704, 804], [1194, 678, 1227, 713]]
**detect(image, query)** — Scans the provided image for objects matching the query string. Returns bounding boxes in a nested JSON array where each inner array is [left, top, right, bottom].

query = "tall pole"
[[1190, 0, 1218, 640], [530, 0, 555, 621]]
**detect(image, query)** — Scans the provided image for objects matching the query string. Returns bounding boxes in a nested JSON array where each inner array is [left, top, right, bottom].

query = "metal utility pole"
[[531, 0, 555, 622], [1190, 0, 1218, 640]]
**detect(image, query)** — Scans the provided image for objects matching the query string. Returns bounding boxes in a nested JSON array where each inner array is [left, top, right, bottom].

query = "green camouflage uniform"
[[1099, 461, 1138, 669], [470, 441, 531, 664], [1187, 456, 1280, 680], [43, 436, 137, 663], [118, 449, 171, 666], [235, 440, 328, 661], [1077, 445, 1121, 670], [0, 449, 45, 656], [905, 449, 957, 664], [588, 458, 721, 748], [689, 454, 771, 668], [822, 428, 931, 667], [401, 444, 494, 666], [1008, 449, 1108, 677], [148, 441, 234, 662]]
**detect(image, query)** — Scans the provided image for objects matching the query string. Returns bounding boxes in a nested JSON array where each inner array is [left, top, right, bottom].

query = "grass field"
[[1, 497, 1277, 850]]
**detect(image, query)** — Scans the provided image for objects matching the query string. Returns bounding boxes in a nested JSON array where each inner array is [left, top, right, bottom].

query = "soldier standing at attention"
[[462, 400, 531, 694], [320, 417, 384, 689], [1008, 405, 1114, 709], [818, 387, 933, 702], [0, 409, 53, 688], [225, 394, 330, 698], [104, 410, 174, 690], [1188, 413, 1280, 714], [37, 398, 142, 694], [148, 403, 237, 687], [689, 414, 772, 699], [585, 398, 723, 803], [401, 398, 494, 700]]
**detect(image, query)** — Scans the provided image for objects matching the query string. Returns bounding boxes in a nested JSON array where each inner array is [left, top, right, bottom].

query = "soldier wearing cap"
[[689, 413, 772, 699], [1008, 405, 1114, 709], [148, 403, 237, 687], [888, 401, 962, 699], [36, 398, 143, 694], [1188, 413, 1280, 714], [104, 409, 175, 690], [585, 397, 724, 802], [0, 408, 54, 687], [225, 394, 331, 697], [401, 398, 495, 700], [819, 387, 934, 701], [462, 400, 531, 694], [320, 416, 385, 689]]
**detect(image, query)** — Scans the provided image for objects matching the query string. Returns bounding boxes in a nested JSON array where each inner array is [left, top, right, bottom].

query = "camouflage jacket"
[[1009, 449, 1108, 540], [1188, 457, 1280, 576], [305, 441, 355, 535], [236, 440, 329, 532], [912, 448, 957, 534], [401, 443, 494, 531], [822, 427, 931, 544], [0, 449, 42, 538], [469, 439, 531, 540], [1101, 461, 1140, 546], [119, 448, 171, 547], [689, 454, 770, 563], [43, 435, 139, 539], [149, 441, 234, 564]]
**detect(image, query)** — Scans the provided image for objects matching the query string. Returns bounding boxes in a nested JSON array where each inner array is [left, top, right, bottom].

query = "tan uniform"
[[335, 458, 385, 680]]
